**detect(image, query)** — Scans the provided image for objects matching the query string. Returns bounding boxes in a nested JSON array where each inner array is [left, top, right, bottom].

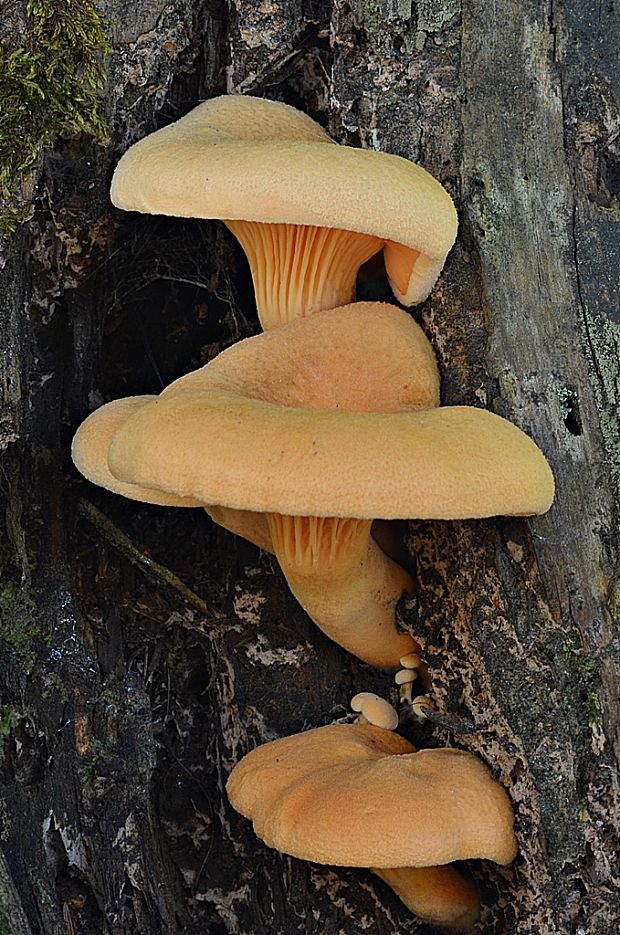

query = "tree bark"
[[1, 1, 619, 933]]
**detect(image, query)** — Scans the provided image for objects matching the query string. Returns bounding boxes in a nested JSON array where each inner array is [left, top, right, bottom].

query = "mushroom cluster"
[[73, 93, 557, 927]]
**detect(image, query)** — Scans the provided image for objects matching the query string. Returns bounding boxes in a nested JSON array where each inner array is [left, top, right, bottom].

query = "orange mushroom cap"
[[226, 722, 518, 868]]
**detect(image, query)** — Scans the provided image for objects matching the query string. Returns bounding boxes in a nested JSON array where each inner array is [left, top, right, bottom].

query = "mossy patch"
[[0, 581, 38, 663], [0, 0, 111, 234], [0, 704, 20, 739], [363, 0, 381, 30]]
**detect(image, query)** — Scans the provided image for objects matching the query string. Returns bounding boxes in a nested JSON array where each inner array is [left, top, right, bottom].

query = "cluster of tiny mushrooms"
[[73, 95, 555, 929]]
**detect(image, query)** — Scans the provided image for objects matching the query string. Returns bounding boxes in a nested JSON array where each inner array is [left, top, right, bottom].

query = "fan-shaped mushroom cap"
[[110, 95, 457, 311], [113, 301, 528, 519], [165, 301, 439, 413], [109, 400, 554, 519], [226, 722, 518, 868]]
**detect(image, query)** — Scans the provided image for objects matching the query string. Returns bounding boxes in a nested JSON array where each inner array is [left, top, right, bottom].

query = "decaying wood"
[[1, 1, 619, 933]]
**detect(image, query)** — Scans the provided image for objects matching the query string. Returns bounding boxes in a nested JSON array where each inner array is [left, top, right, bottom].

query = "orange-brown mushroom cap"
[[226, 722, 518, 868], [110, 95, 457, 312]]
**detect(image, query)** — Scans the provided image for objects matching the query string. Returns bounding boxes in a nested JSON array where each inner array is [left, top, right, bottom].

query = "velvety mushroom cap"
[[110, 95, 457, 307], [71, 396, 203, 508], [226, 722, 518, 868], [108, 400, 554, 520], [165, 301, 440, 413], [101, 305, 553, 523]]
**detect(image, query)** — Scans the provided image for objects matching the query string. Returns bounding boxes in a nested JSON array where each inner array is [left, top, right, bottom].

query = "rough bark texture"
[[1, 1, 619, 933]]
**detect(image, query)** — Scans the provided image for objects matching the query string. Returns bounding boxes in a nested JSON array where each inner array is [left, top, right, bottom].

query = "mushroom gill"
[[224, 220, 383, 328]]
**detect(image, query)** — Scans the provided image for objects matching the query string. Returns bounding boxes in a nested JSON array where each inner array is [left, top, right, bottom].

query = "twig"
[[414, 707, 477, 735], [78, 499, 214, 617]]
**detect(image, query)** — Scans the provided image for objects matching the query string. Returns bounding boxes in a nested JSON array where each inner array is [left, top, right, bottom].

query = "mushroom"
[[350, 691, 399, 730], [226, 720, 518, 928], [110, 94, 458, 330], [73, 302, 436, 667], [72, 301, 555, 669]]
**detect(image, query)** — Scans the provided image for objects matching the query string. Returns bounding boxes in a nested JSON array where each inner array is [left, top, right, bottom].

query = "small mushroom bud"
[[399, 651, 432, 693], [395, 669, 418, 685], [395, 667, 418, 704], [411, 694, 436, 720], [351, 692, 399, 731]]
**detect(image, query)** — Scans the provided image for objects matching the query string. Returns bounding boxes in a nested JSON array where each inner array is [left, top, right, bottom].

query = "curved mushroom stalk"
[[266, 513, 418, 668], [372, 865, 479, 931], [224, 220, 382, 329]]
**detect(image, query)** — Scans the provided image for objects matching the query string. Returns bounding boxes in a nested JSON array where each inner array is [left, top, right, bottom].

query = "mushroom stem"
[[204, 504, 273, 553], [372, 865, 479, 930], [224, 220, 382, 329], [266, 512, 419, 668]]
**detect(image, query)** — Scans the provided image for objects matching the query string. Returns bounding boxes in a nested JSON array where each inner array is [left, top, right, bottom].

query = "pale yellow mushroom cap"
[[226, 722, 518, 868], [110, 95, 457, 306], [71, 396, 203, 508], [350, 692, 399, 730]]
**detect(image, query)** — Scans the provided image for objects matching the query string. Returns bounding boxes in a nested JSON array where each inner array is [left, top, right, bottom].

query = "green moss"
[[0, 582, 38, 662], [0, 705, 21, 768], [0, 0, 111, 231], [556, 385, 572, 420], [585, 690, 602, 717], [361, 0, 381, 30], [0, 705, 20, 738], [561, 641, 603, 726], [80, 756, 98, 792]]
